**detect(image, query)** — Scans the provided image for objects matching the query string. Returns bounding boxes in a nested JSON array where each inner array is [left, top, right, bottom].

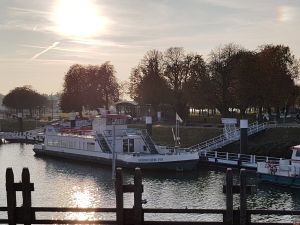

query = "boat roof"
[[100, 114, 130, 119], [291, 145, 300, 151]]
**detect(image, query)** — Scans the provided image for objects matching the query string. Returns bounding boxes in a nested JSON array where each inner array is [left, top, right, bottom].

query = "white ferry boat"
[[257, 145, 300, 188], [33, 114, 199, 171]]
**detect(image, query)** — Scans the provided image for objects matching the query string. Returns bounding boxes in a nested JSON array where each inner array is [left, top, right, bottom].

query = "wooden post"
[[22, 168, 34, 225], [225, 168, 233, 225], [240, 169, 247, 225], [6, 168, 16, 225], [134, 168, 143, 225], [115, 168, 124, 225]]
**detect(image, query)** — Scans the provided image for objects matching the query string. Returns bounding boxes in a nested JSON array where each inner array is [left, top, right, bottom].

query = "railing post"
[[115, 168, 124, 225], [134, 168, 143, 225], [6, 168, 16, 225], [240, 169, 248, 225], [253, 155, 256, 164], [225, 168, 233, 225], [22, 168, 34, 225]]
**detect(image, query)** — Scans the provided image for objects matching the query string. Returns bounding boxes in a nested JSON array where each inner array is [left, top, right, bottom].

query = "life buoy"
[[266, 162, 277, 175]]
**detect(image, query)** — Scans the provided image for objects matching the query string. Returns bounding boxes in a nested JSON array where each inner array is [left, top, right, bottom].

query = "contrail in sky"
[[28, 41, 60, 61]]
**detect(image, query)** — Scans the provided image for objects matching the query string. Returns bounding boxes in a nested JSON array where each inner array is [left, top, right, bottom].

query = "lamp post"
[[51, 94, 54, 121]]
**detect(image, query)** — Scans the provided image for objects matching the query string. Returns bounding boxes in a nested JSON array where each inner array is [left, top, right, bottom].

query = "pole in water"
[[112, 124, 116, 180], [240, 119, 248, 154]]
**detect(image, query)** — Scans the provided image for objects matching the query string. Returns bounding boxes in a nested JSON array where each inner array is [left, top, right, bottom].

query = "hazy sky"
[[0, 0, 299, 95]]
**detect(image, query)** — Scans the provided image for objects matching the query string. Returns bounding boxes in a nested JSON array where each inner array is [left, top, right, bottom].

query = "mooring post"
[[115, 168, 124, 225], [134, 168, 143, 225], [6, 168, 16, 225], [240, 119, 248, 154], [240, 169, 247, 225], [22, 168, 34, 225], [225, 168, 233, 225]]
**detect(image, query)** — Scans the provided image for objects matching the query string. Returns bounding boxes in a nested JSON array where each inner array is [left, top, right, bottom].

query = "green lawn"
[[128, 124, 222, 147]]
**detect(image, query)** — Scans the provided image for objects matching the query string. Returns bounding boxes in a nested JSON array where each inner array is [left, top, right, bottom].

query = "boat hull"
[[258, 173, 300, 188], [33, 147, 199, 171]]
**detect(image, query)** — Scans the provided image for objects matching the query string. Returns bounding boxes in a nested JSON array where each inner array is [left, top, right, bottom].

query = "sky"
[[0, 0, 299, 96]]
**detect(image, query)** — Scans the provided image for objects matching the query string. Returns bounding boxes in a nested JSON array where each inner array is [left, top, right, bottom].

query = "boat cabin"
[[93, 114, 155, 154], [92, 114, 128, 135], [291, 145, 300, 165]]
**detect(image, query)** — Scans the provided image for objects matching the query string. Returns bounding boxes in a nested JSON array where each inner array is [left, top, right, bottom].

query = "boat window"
[[106, 118, 125, 125], [47, 139, 60, 147], [123, 139, 128, 152], [129, 139, 134, 152], [47, 140, 53, 146], [61, 140, 67, 148], [87, 142, 95, 151], [296, 151, 300, 157]]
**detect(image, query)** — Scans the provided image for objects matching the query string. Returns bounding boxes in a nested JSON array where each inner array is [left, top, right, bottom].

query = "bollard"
[[134, 168, 143, 225], [225, 168, 233, 225], [115, 168, 124, 225], [240, 169, 247, 225], [240, 119, 248, 154]]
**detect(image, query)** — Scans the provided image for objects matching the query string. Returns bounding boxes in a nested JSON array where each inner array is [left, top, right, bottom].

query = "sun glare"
[[68, 190, 95, 221], [277, 6, 294, 23], [53, 0, 105, 38]]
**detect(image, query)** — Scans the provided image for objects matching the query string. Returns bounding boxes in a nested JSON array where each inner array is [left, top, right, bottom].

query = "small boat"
[[33, 114, 199, 171], [257, 145, 300, 188], [2, 129, 44, 144]]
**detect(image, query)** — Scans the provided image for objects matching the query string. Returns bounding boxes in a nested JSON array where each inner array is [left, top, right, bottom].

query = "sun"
[[52, 0, 105, 38]]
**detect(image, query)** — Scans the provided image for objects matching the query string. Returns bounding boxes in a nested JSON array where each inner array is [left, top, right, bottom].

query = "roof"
[[114, 100, 138, 106], [100, 114, 130, 119], [291, 145, 300, 151]]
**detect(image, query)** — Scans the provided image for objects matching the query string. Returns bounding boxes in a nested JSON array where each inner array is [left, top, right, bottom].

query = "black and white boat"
[[33, 114, 199, 171]]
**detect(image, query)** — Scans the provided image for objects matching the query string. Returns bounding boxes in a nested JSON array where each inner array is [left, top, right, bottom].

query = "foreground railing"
[[0, 167, 299, 225]]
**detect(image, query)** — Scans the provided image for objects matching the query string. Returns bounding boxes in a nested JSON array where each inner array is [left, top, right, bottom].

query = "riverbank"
[[2, 119, 300, 159], [128, 124, 223, 147], [222, 127, 300, 158], [129, 124, 300, 158], [0, 119, 46, 132]]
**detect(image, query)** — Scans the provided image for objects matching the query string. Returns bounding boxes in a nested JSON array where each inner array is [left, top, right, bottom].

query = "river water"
[[0, 143, 300, 223]]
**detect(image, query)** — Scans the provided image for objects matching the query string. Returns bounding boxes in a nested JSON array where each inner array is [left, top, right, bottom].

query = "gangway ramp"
[[188, 122, 269, 153]]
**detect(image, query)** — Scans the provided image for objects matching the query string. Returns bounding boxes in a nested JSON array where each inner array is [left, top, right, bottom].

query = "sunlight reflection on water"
[[0, 144, 300, 223]]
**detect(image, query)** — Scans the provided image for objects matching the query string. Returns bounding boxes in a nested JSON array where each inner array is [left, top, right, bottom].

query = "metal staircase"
[[97, 133, 112, 153], [140, 130, 158, 154], [188, 122, 269, 152]]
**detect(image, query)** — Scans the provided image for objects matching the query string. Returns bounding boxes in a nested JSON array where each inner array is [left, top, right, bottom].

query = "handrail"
[[200, 150, 284, 165], [188, 122, 269, 152], [98, 133, 113, 152]]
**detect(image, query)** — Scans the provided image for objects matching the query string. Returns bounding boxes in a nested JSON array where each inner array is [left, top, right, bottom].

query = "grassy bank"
[[130, 124, 300, 158], [128, 124, 222, 147], [0, 119, 46, 132], [222, 128, 300, 158]]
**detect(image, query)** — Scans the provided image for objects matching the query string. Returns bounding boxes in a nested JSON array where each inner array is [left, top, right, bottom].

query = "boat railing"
[[201, 150, 283, 164]]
